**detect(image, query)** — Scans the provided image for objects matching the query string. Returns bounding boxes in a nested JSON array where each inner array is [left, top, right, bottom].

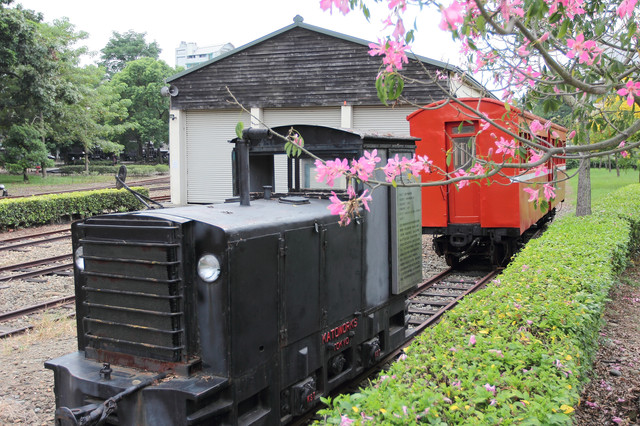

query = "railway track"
[[0, 254, 73, 282], [0, 295, 75, 339], [0, 230, 71, 252]]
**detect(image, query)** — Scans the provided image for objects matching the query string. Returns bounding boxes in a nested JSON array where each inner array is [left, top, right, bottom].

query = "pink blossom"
[[453, 169, 469, 189], [617, 80, 640, 107], [548, 0, 586, 18], [368, 39, 409, 72], [340, 414, 355, 426], [439, 1, 465, 31], [488, 349, 504, 357], [543, 183, 556, 201], [469, 334, 476, 345], [500, 0, 525, 22], [495, 137, 517, 157], [612, 417, 623, 424], [388, 0, 408, 11], [315, 158, 349, 187], [490, 399, 497, 406], [479, 120, 491, 131], [449, 347, 458, 352], [585, 401, 599, 408], [320, 0, 351, 15], [392, 17, 406, 40], [470, 162, 486, 176], [617, 0, 638, 17], [484, 383, 496, 393], [350, 149, 380, 181], [360, 190, 372, 212], [566, 33, 602, 65], [524, 187, 539, 202], [529, 120, 544, 133]]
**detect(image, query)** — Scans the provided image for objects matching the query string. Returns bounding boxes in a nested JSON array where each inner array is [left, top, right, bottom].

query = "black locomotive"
[[45, 125, 424, 425]]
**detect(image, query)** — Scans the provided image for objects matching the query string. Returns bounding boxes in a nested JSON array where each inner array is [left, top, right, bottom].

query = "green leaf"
[[375, 74, 388, 105], [557, 19, 570, 39], [235, 121, 244, 139]]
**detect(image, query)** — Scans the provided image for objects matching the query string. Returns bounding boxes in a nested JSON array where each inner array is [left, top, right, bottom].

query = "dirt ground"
[[574, 254, 640, 425]]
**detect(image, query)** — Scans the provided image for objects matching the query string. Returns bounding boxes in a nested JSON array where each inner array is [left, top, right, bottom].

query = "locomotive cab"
[[46, 126, 423, 425]]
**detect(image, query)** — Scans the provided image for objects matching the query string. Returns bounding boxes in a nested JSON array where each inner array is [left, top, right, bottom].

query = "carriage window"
[[447, 122, 477, 170], [452, 136, 475, 169], [452, 123, 476, 134]]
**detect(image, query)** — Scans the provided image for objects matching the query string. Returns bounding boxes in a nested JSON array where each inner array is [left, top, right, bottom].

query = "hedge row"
[[319, 184, 640, 425], [0, 187, 148, 229], [56, 164, 169, 176]]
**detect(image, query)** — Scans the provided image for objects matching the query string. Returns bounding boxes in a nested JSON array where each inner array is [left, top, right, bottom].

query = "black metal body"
[[46, 126, 422, 425]]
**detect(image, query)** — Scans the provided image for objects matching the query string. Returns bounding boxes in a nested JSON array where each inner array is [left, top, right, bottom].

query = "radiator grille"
[[77, 217, 186, 363]]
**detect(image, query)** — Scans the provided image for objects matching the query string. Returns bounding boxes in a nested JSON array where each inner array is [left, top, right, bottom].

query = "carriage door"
[[446, 122, 481, 224]]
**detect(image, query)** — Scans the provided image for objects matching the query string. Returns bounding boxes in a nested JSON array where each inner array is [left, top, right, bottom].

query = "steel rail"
[[0, 295, 76, 324], [0, 262, 73, 282], [0, 233, 71, 252], [0, 228, 70, 245], [0, 254, 73, 274]]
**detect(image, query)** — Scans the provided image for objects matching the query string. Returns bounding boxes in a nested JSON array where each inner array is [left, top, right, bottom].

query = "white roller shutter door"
[[352, 106, 416, 135], [185, 110, 250, 204]]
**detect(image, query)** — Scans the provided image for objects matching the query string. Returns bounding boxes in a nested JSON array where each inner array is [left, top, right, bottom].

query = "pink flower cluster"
[[368, 40, 410, 72], [617, 0, 638, 17], [566, 33, 603, 65], [319, 0, 350, 15], [617, 80, 640, 107], [523, 183, 556, 202], [382, 154, 433, 182]]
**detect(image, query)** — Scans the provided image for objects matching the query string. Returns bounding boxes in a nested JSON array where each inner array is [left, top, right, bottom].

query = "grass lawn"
[[0, 173, 115, 188], [568, 167, 639, 204]]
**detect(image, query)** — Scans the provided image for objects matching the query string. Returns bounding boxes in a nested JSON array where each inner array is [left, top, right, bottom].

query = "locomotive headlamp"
[[75, 246, 84, 271], [197, 254, 221, 282]]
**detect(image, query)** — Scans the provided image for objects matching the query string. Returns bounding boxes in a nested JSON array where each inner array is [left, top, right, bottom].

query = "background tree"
[[1, 124, 50, 181], [0, 1, 86, 179], [109, 57, 175, 159], [99, 30, 161, 77]]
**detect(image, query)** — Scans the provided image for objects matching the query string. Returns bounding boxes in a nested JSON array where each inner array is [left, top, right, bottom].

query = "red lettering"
[[322, 317, 359, 347]]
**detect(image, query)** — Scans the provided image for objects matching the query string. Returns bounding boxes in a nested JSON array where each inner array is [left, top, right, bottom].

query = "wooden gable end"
[[169, 26, 449, 110]]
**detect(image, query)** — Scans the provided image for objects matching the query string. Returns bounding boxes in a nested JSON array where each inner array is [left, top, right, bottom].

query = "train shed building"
[[166, 16, 488, 205]]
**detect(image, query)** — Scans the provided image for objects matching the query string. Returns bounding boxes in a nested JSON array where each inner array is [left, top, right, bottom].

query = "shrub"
[[318, 184, 640, 425], [0, 187, 149, 229]]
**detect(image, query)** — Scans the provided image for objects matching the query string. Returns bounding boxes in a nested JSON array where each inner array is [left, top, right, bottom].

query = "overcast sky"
[[15, 0, 462, 68]]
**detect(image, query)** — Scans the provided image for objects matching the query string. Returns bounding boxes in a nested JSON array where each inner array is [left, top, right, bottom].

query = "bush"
[[0, 187, 149, 229], [318, 184, 640, 425]]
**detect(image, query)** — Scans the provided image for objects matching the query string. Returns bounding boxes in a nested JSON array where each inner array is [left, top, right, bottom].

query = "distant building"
[[175, 41, 234, 69], [166, 16, 491, 205]]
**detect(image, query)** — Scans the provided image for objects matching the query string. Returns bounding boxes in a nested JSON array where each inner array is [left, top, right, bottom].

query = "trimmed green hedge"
[[57, 164, 168, 176], [318, 184, 640, 425], [0, 187, 148, 229]]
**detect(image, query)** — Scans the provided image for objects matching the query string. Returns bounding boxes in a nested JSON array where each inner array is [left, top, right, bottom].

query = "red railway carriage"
[[407, 97, 567, 266]]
